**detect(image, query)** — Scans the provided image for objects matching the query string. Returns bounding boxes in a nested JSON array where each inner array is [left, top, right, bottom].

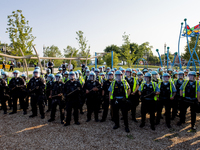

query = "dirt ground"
[[0, 104, 200, 150]]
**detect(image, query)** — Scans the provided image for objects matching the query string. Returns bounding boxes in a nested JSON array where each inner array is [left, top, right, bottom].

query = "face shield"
[[115, 74, 122, 81], [56, 76, 61, 81], [152, 74, 158, 79], [13, 73, 19, 78], [2, 74, 6, 79], [144, 77, 150, 82], [100, 74, 105, 79], [99, 68, 102, 72], [132, 73, 136, 77], [178, 74, 184, 80], [143, 71, 147, 75], [94, 71, 99, 76], [76, 73, 79, 79], [108, 74, 113, 80], [125, 71, 131, 77], [69, 74, 75, 80], [86, 71, 90, 76], [138, 74, 143, 79], [107, 69, 110, 73], [174, 74, 178, 78], [188, 75, 195, 81], [89, 75, 95, 81], [33, 72, 39, 78], [163, 76, 169, 82]]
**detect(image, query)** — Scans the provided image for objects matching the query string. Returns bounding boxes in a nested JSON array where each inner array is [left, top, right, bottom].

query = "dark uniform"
[[64, 80, 82, 125], [178, 80, 199, 128], [109, 80, 130, 130], [9, 77, 25, 114], [84, 80, 101, 121], [101, 79, 112, 121], [125, 76, 138, 121], [0, 78, 8, 114], [45, 80, 54, 112], [49, 81, 65, 123], [27, 77, 45, 118]]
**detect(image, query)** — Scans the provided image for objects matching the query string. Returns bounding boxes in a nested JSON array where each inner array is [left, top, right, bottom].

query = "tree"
[[182, 36, 200, 61], [44, 45, 62, 67], [63, 45, 78, 69], [6, 10, 35, 59], [76, 30, 91, 64], [121, 32, 136, 67], [104, 52, 119, 67]]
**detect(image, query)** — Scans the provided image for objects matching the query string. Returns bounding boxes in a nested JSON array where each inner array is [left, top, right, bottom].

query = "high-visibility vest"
[[182, 80, 199, 98], [63, 77, 69, 83], [158, 81, 173, 98], [140, 81, 157, 101], [132, 77, 137, 92], [110, 80, 128, 100], [79, 76, 85, 85]]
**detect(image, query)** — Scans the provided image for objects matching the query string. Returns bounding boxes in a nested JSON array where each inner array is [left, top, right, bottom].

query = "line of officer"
[[0, 74, 8, 114], [108, 70, 131, 133], [138, 72, 159, 130], [48, 74, 65, 124]]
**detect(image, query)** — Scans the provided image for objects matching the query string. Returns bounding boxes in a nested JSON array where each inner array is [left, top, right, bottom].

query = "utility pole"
[[164, 43, 166, 69], [43, 45, 45, 70]]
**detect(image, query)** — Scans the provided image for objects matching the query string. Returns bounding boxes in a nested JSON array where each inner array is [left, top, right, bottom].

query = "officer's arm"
[[102, 90, 104, 96], [198, 91, 200, 102], [139, 91, 141, 95], [135, 85, 139, 91], [109, 91, 111, 101], [128, 89, 131, 96], [180, 90, 183, 96]]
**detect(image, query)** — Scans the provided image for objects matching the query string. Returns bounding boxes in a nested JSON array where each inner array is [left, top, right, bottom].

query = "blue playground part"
[[134, 58, 148, 68], [156, 49, 163, 67]]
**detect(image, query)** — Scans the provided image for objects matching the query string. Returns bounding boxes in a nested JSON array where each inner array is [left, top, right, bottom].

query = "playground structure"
[[178, 19, 200, 71], [134, 58, 148, 69], [0, 45, 110, 76]]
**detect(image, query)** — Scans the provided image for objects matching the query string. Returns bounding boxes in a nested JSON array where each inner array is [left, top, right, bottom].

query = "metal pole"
[[85, 50, 90, 66], [111, 51, 113, 69], [167, 47, 169, 70], [178, 23, 183, 70], [164, 43, 166, 69], [95, 52, 97, 68], [43, 45, 45, 70]]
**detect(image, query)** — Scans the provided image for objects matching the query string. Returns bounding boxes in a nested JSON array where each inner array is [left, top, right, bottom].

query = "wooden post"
[[32, 45, 43, 74], [19, 48, 29, 78], [85, 50, 90, 66]]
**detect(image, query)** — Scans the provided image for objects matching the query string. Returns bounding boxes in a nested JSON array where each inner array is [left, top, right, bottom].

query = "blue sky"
[[0, 0, 199, 58]]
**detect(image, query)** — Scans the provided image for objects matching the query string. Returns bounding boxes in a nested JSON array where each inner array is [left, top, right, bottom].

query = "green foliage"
[[44, 45, 62, 66], [6, 10, 35, 62], [76, 30, 91, 64], [182, 36, 200, 61], [63, 45, 78, 69], [121, 32, 136, 67], [104, 52, 119, 67]]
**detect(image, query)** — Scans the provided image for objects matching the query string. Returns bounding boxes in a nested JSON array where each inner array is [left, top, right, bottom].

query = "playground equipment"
[[134, 58, 148, 69], [178, 19, 200, 71], [156, 49, 163, 67]]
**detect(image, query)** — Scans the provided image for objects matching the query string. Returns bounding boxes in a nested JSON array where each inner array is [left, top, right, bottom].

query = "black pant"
[[1, 98, 7, 112], [66, 101, 79, 124], [30, 95, 45, 116], [50, 99, 65, 121], [179, 100, 197, 127], [130, 95, 139, 119], [48, 67, 53, 74], [156, 99, 171, 125], [86, 98, 100, 120], [101, 97, 109, 120], [12, 96, 25, 112], [9, 66, 13, 71], [172, 97, 180, 118], [47, 97, 52, 111], [141, 100, 155, 126], [112, 99, 128, 127]]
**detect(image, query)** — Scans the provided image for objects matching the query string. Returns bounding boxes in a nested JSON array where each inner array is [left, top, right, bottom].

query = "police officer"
[[48, 74, 65, 124], [21, 73, 29, 114], [139, 72, 159, 130], [142, 68, 148, 75], [9, 70, 26, 114], [64, 71, 82, 126], [157, 68, 163, 79], [94, 68, 101, 83], [58, 68, 63, 75], [63, 71, 69, 83], [172, 71, 184, 120], [45, 74, 55, 112], [0, 74, 8, 114], [44, 68, 51, 81], [109, 70, 131, 133], [84, 69, 90, 82], [61, 61, 67, 73], [101, 72, 114, 122], [84, 72, 101, 122], [125, 68, 138, 122], [178, 71, 200, 131], [156, 73, 176, 128], [151, 71, 160, 84], [27, 69, 45, 119]]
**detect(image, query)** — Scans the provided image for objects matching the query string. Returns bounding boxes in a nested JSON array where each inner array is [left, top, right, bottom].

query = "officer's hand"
[[86, 90, 89, 94], [36, 86, 39, 89], [49, 95, 52, 99], [93, 87, 98, 91], [170, 96, 174, 100], [131, 92, 135, 95], [58, 93, 62, 96]]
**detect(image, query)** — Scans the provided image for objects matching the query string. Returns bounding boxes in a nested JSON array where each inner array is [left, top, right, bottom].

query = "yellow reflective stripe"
[[182, 80, 189, 97], [110, 81, 115, 99], [132, 77, 137, 92], [110, 81, 128, 99]]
